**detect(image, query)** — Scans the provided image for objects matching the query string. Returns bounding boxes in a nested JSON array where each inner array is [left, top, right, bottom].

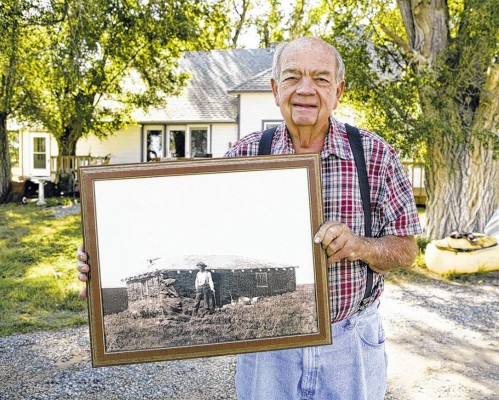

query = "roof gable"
[[136, 49, 274, 123], [228, 68, 273, 93]]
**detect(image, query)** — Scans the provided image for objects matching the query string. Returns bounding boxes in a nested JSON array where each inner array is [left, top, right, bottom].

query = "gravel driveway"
[[1, 270, 497, 400]]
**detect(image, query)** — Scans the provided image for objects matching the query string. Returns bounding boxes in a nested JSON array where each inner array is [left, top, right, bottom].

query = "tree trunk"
[[425, 136, 499, 239], [0, 113, 12, 203], [424, 62, 499, 239], [57, 126, 79, 156], [397, 0, 499, 239]]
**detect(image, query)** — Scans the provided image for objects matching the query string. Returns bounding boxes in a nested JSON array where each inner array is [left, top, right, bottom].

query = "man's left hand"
[[314, 221, 364, 266]]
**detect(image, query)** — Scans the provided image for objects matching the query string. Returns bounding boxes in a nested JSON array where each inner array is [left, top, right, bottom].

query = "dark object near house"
[[124, 255, 298, 316], [57, 171, 77, 195], [23, 180, 39, 198], [11, 179, 58, 202]]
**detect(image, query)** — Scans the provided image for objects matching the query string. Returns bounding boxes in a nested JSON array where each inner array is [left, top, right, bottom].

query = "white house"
[[11, 46, 426, 204], [12, 47, 282, 182]]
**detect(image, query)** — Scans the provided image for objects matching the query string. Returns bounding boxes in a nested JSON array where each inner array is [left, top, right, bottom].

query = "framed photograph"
[[79, 154, 330, 367]]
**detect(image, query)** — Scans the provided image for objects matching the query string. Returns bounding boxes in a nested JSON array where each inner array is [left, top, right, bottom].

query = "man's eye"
[[316, 77, 329, 83], [283, 76, 298, 81]]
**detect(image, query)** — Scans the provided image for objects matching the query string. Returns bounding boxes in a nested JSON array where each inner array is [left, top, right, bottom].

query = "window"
[[33, 137, 46, 169], [170, 130, 185, 157], [256, 272, 268, 288], [190, 128, 208, 157], [146, 130, 162, 161], [262, 120, 283, 130]]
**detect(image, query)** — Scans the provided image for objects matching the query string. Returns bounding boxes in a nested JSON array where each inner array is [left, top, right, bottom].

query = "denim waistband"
[[332, 299, 380, 338]]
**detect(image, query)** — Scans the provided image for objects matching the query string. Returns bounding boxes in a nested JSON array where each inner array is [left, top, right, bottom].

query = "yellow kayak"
[[425, 233, 499, 274]]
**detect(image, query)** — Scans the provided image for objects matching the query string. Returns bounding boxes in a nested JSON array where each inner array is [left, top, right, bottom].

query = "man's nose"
[[296, 77, 316, 94]]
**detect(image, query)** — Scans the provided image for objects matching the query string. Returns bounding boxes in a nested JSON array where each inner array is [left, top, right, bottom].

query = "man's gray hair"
[[271, 38, 345, 84]]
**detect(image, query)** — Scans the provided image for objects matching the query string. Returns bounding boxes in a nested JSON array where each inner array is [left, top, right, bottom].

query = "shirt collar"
[[322, 117, 352, 160], [276, 117, 352, 160]]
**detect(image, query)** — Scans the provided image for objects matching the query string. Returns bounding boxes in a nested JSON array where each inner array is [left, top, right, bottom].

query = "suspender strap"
[[258, 126, 277, 155], [258, 124, 374, 306], [345, 124, 374, 306]]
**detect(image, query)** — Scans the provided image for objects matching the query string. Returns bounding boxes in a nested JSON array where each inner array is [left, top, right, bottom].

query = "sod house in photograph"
[[122, 255, 298, 316]]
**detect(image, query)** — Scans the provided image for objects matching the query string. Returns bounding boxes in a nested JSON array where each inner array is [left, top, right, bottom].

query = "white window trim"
[[256, 272, 269, 288], [187, 125, 210, 158]]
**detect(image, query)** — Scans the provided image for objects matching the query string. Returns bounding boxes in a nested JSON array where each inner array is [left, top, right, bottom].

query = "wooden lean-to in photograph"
[[79, 155, 330, 367]]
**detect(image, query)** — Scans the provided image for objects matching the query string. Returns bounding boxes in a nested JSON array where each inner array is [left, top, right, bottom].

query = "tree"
[[254, 0, 324, 46], [24, 0, 231, 158], [313, 0, 498, 239], [0, 0, 65, 203], [255, 0, 284, 48], [230, 0, 253, 48]]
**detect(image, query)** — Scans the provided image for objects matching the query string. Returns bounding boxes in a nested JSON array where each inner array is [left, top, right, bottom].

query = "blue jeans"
[[235, 300, 387, 400]]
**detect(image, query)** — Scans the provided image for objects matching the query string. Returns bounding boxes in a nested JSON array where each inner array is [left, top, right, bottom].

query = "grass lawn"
[[0, 200, 87, 336]]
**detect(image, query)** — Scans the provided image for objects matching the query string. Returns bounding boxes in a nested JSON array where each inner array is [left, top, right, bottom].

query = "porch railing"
[[50, 155, 111, 182]]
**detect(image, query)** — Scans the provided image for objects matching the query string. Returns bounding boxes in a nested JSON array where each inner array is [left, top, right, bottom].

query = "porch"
[[49, 155, 111, 194]]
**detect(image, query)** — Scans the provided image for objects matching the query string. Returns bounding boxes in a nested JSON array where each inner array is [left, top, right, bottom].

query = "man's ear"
[[271, 79, 280, 106], [336, 80, 345, 100], [332, 80, 346, 110]]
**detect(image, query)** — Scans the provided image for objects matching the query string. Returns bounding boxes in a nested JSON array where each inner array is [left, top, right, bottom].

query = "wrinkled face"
[[271, 41, 344, 133]]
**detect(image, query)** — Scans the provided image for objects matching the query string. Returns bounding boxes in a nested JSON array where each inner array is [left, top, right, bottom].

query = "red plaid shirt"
[[225, 118, 422, 322]]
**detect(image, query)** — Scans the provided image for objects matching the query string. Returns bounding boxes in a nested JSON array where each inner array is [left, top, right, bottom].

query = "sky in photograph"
[[92, 166, 317, 287]]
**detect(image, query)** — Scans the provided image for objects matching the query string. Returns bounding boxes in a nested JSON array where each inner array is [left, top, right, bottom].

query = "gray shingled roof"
[[124, 254, 297, 282], [136, 49, 274, 123], [228, 68, 273, 93]]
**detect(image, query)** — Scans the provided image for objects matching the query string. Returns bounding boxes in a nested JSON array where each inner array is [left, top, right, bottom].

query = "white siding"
[[238, 93, 282, 139], [210, 123, 238, 157], [77, 125, 142, 165]]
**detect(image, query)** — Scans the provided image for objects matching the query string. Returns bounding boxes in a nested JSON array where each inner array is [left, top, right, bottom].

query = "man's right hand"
[[76, 245, 90, 298]]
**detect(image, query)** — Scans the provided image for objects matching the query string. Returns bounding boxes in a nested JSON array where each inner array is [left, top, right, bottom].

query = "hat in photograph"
[[196, 262, 207, 269]]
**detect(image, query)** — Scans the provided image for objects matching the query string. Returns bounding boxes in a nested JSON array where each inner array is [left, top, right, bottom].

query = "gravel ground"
[[1, 270, 497, 400]]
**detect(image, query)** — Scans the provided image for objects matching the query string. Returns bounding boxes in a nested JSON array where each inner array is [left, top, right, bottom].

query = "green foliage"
[[0, 203, 87, 336], [249, 0, 498, 161], [1, 0, 232, 157]]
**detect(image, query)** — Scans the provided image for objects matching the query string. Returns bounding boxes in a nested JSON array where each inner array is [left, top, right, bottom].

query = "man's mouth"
[[293, 103, 317, 109]]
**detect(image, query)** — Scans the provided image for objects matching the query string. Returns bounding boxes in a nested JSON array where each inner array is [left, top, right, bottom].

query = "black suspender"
[[257, 126, 277, 156], [345, 124, 374, 308], [258, 123, 374, 308]]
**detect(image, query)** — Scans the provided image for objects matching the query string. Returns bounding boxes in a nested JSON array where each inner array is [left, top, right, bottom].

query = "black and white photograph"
[[79, 155, 330, 367]]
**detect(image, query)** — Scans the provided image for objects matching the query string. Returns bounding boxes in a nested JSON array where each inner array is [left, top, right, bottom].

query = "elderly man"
[[78, 37, 421, 399], [223, 37, 421, 400]]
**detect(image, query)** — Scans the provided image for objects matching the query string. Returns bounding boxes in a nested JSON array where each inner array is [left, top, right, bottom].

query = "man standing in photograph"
[[192, 261, 215, 316]]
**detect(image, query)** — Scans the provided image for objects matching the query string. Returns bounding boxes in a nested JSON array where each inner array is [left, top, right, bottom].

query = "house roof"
[[134, 48, 275, 124], [124, 254, 297, 282], [228, 68, 273, 94]]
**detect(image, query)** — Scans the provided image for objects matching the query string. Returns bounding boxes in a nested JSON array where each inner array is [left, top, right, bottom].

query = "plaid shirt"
[[225, 117, 422, 322]]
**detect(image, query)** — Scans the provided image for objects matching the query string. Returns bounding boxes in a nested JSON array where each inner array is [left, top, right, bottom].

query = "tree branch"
[[397, 0, 415, 47], [379, 23, 411, 54]]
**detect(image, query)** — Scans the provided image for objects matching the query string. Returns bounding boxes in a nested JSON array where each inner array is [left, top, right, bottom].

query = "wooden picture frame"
[[79, 154, 330, 367]]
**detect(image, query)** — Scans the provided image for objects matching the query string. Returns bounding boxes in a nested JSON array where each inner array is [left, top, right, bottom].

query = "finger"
[[314, 222, 342, 244], [322, 225, 344, 249], [79, 287, 88, 299], [78, 272, 88, 282], [76, 245, 87, 262], [325, 235, 347, 257], [77, 260, 89, 273], [314, 222, 333, 243]]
